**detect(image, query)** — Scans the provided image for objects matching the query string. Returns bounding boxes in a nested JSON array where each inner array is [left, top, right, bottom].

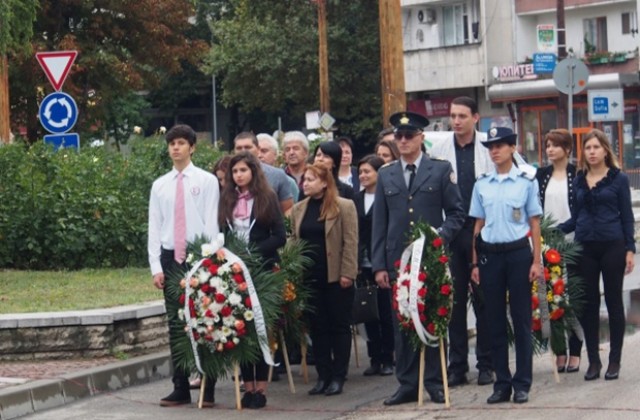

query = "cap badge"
[[489, 128, 498, 138], [400, 115, 410, 125]]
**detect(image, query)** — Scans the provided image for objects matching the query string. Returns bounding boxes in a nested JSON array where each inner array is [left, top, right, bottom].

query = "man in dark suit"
[[371, 111, 465, 405]]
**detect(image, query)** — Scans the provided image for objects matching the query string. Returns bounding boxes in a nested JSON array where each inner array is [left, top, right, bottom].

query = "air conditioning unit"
[[417, 8, 436, 24]]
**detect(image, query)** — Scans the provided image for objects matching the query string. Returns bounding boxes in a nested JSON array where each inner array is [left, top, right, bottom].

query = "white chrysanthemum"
[[397, 286, 410, 304], [210, 277, 223, 289], [209, 302, 224, 315], [201, 243, 215, 257], [213, 329, 224, 341], [244, 310, 254, 321], [178, 309, 185, 320], [223, 316, 235, 327], [218, 264, 231, 275], [228, 292, 242, 306], [222, 326, 232, 336], [197, 269, 210, 284], [186, 253, 194, 264], [218, 281, 229, 292], [232, 337, 240, 345]]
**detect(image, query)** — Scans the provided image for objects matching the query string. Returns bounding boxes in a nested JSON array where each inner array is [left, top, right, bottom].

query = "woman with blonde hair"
[[290, 163, 358, 396], [560, 129, 635, 381]]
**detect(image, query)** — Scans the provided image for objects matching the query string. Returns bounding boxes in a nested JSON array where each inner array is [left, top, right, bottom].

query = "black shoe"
[[605, 363, 620, 380], [447, 372, 468, 387], [241, 391, 254, 408], [557, 365, 566, 373], [308, 380, 328, 395], [584, 363, 602, 381], [487, 390, 511, 404], [363, 364, 380, 376], [383, 390, 418, 406], [251, 391, 267, 408], [477, 370, 494, 385], [324, 380, 344, 396], [428, 389, 445, 404], [159, 389, 191, 407], [513, 390, 528, 404], [380, 364, 394, 376], [567, 358, 581, 373], [201, 393, 215, 408]]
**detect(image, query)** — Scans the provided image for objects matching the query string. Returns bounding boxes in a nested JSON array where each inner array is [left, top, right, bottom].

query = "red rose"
[[202, 258, 212, 268], [553, 280, 565, 296], [426, 322, 435, 335], [432, 237, 443, 248], [437, 306, 448, 317], [440, 284, 452, 296], [394, 260, 401, 269], [204, 334, 213, 342], [419, 313, 426, 322], [245, 296, 252, 308], [392, 299, 399, 310], [193, 331, 200, 341], [417, 302, 425, 313], [220, 306, 232, 317], [201, 284, 211, 294], [532, 318, 542, 331], [236, 328, 246, 337], [531, 295, 539, 310], [178, 294, 185, 305], [401, 280, 410, 287], [417, 287, 427, 298], [550, 307, 565, 320], [418, 272, 427, 281], [224, 341, 235, 350], [204, 309, 213, 318], [438, 255, 449, 264], [545, 249, 562, 265], [233, 273, 244, 284], [208, 264, 219, 275], [214, 293, 226, 303]]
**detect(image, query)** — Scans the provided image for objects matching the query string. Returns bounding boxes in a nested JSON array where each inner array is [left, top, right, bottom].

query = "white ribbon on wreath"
[[183, 234, 275, 376], [400, 230, 441, 347]]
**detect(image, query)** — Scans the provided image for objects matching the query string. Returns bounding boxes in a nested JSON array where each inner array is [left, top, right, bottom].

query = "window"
[[583, 17, 608, 52], [621, 12, 637, 35], [442, 3, 467, 46]]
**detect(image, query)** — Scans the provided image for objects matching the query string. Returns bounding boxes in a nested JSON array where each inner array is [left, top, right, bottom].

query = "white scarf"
[[429, 131, 494, 179]]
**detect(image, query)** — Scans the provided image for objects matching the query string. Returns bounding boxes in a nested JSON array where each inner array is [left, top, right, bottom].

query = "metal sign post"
[[553, 57, 590, 134]]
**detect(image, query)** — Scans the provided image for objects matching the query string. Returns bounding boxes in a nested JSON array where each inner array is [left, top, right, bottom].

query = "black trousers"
[[578, 240, 627, 366], [160, 248, 216, 391], [448, 226, 492, 374], [240, 360, 269, 383], [307, 282, 355, 382], [360, 268, 394, 366], [478, 245, 533, 394]]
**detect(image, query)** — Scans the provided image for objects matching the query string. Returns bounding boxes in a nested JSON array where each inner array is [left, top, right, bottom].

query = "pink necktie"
[[174, 172, 186, 263], [233, 191, 253, 220]]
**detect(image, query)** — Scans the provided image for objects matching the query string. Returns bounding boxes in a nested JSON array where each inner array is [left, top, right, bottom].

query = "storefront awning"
[[487, 73, 640, 102]]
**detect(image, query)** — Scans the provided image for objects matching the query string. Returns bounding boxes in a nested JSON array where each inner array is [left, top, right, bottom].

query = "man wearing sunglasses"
[[371, 111, 465, 406]]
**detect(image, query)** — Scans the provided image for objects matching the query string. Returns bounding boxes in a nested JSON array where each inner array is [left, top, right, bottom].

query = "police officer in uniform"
[[469, 127, 543, 405], [372, 111, 465, 405]]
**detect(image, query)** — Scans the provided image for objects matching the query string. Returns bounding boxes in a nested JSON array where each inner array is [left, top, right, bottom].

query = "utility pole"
[[557, 0, 568, 129], [379, 0, 406, 126], [317, 0, 330, 113], [0, 55, 10, 143]]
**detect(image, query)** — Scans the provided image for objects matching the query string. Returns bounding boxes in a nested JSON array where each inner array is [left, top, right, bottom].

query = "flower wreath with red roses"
[[529, 218, 585, 354], [166, 234, 284, 379], [393, 221, 454, 349]]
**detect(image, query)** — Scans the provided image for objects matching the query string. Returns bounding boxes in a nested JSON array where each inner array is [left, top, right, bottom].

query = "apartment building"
[[402, 0, 640, 181]]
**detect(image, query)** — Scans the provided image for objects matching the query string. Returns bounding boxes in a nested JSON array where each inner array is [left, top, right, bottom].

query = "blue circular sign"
[[38, 92, 78, 134]]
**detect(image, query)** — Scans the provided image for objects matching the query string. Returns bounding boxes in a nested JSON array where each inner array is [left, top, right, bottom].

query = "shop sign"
[[492, 64, 537, 82]]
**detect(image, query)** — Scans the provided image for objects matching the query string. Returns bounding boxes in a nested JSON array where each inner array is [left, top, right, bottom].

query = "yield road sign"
[[36, 51, 77, 91], [588, 89, 624, 122], [44, 133, 80, 151], [39, 92, 78, 134]]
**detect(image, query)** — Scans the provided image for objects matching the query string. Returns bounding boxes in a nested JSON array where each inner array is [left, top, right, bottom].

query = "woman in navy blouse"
[[560, 129, 635, 382]]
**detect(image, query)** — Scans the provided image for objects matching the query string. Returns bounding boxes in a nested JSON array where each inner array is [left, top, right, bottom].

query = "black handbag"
[[351, 282, 379, 324]]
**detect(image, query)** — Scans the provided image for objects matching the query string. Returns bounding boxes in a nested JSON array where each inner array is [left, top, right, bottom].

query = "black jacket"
[[535, 163, 576, 217]]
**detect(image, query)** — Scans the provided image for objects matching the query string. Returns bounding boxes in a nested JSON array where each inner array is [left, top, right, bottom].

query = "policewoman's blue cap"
[[389, 111, 430, 131], [481, 127, 517, 148]]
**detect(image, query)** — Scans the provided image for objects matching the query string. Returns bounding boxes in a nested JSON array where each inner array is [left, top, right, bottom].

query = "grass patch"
[[0, 268, 163, 314]]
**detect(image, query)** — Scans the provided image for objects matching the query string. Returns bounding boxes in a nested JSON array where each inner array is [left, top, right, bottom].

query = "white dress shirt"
[[148, 162, 220, 275]]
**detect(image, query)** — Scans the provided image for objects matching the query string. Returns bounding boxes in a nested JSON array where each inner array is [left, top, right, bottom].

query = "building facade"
[[402, 0, 640, 184]]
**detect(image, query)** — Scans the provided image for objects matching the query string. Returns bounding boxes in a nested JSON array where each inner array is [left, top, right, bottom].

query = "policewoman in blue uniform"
[[469, 127, 543, 405]]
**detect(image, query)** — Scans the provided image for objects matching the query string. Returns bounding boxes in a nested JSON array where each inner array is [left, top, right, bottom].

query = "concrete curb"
[[0, 351, 171, 420]]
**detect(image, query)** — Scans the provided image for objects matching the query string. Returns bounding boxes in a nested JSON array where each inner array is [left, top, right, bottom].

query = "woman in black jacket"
[[218, 152, 286, 408], [535, 129, 582, 373]]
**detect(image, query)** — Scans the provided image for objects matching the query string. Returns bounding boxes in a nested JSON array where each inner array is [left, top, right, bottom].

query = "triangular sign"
[[36, 51, 78, 91]]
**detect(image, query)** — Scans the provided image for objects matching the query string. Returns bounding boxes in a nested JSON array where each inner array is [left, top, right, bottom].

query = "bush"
[[0, 137, 223, 269]]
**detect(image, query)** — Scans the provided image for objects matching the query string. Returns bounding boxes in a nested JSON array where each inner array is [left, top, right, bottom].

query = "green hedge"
[[0, 138, 223, 270]]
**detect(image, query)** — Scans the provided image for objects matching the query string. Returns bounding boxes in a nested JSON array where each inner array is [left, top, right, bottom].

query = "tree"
[[9, 0, 209, 143], [0, 0, 38, 143], [204, 0, 381, 147]]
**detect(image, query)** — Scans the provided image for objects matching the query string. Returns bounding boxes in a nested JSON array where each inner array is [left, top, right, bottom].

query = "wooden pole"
[[418, 345, 425, 406], [198, 375, 206, 409], [234, 363, 242, 410], [439, 337, 451, 408], [378, 0, 406, 126], [317, 0, 330, 113], [280, 331, 296, 393], [551, 351, 561, 383], [0, 55, 10, 143]]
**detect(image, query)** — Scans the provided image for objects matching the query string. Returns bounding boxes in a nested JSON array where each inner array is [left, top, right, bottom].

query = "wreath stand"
[[300, 339, 309, 383], [416, 339, 450, 408], [268, 331, 297, 393]]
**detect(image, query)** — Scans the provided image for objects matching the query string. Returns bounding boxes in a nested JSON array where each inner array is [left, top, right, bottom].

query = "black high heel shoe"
[[604, 363, 620, 380], [567, 357, 581, 373], [584, 363, 602, 381]]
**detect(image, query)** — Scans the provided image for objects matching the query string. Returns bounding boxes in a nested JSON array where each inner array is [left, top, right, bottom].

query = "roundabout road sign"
[[39, 91, 78, 134]]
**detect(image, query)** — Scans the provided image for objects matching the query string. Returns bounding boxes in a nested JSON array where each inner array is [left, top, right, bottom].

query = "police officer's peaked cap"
[[389, 111, 430, 131], [481, 127, 517, 148]]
